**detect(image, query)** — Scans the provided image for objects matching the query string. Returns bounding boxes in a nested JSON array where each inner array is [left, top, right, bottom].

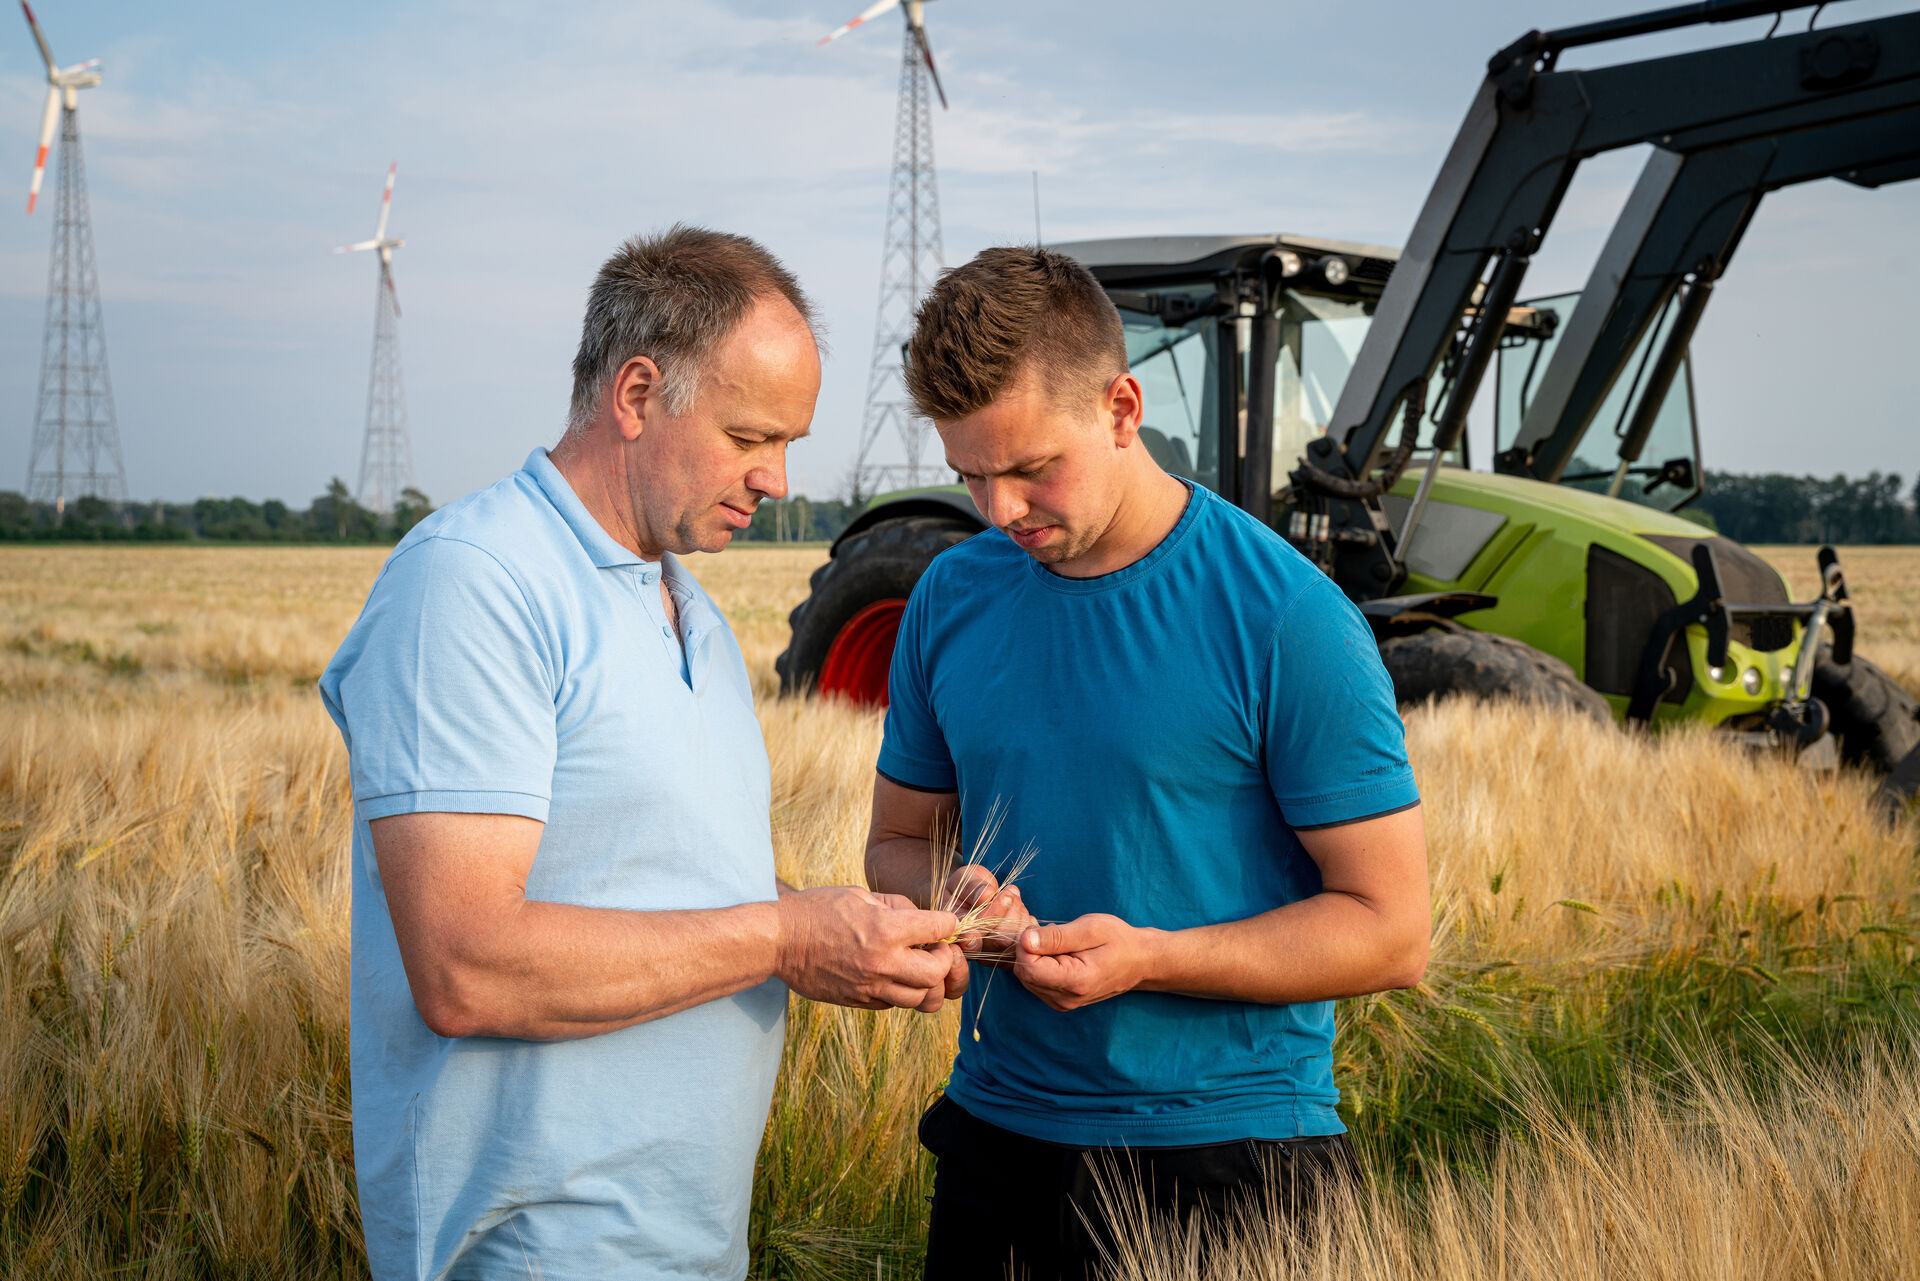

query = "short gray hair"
[[567, 224, 819, 430]]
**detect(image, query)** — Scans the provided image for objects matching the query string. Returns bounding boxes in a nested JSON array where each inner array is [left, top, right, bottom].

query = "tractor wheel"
[[1379, 627, 1612, 722], [775, 515, 978, 706], [1811, 643, 1920, 774]]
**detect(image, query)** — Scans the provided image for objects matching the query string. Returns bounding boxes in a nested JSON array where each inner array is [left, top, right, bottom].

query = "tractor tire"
[[1811, 643, 1920, 774], [1379, 627, 1613, 722], [775, 515, 978, 705]]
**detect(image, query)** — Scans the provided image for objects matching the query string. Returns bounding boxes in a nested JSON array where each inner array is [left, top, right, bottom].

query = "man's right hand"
[[941, 866, 1032, 964], [773, 887, 960, 1013]]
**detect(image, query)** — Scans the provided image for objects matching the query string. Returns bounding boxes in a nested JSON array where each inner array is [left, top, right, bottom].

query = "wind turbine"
[[333, 164, 414, 515], [20, 0, 125, 514], [819, 0, 948, 498]]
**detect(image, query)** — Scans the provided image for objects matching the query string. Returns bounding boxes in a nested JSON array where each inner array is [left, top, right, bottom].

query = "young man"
[[865, 247, 1431, 1279], [322, 227, 962, 1281]]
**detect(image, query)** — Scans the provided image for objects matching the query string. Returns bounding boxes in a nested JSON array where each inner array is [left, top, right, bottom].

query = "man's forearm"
[[1136, 891, 1429, 1005], [865, 837, 953, 908], [413, 898, 784, 1041]]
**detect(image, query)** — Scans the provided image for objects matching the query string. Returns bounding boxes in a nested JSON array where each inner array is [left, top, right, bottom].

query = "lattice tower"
[[25, 103, 125, 515], [357, 256, 413, 514], [851, 22, 945, 500]]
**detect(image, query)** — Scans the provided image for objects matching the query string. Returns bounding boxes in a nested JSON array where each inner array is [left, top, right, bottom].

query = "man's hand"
[[1013, 914, 1160, 1012], [774, 886, 961, 1013], [940, 865, 1033, 966]]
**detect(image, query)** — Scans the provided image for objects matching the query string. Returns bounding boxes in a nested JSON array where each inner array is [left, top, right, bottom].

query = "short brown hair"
[[905, 246, 1127, 421], [569, 224, 819, 427]]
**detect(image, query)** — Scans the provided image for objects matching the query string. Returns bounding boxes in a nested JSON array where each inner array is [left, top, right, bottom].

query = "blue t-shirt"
[[878, 484, 1418, 1147], [319, 449, 785, 1281]]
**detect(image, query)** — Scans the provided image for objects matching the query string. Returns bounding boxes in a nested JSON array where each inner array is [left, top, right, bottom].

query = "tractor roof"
[[1051, 234, 1400, 286]]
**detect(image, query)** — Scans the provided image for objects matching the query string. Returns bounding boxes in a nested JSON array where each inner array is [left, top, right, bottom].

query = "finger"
[[887, 907, 961, 946], [872, 982, 945, 1011], [889, 942, 957, 989], [1021, 917, 1104, 957], [1013, 952, 1064, 990], [874, 892, 923, 912], [943, 867, 997, 912], [945, 946, 970, 999]]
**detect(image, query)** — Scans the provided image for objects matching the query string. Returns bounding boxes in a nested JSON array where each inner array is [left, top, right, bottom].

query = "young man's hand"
[[940, 866, 1032, 967], [774, 887, 960, 1013], [1012, 914, 1160, 1011]]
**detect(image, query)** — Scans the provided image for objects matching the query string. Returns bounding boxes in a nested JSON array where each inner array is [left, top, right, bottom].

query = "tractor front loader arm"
[[1508, 107, 1920, 484], [1304, 3, 1920, 602]]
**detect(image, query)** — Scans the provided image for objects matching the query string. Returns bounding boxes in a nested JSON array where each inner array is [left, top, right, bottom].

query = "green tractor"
[[778, 1, 1920, 790]]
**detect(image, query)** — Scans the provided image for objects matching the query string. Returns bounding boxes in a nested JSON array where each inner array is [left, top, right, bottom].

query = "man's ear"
[[612, 356, 664, 443], [1104, 372, 1145, 448]]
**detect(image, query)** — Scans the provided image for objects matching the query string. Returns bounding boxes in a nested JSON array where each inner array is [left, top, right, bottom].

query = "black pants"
[[919, 1094, 1359, 1281]]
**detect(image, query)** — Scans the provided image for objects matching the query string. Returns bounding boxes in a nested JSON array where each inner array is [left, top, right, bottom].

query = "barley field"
[[1, 543, 1917, 1279]]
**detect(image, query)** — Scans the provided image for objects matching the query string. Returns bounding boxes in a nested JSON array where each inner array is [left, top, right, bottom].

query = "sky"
[[1, 0, 1916, 507]]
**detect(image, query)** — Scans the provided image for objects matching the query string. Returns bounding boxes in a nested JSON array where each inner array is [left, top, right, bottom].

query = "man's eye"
[[1018, 464, 1046, 478]]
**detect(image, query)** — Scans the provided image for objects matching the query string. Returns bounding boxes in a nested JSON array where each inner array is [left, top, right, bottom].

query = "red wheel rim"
[[819, 599, 905, 707]]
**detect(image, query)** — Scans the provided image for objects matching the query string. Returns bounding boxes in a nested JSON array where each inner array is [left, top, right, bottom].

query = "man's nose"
[[748, 449, 789, 501], [982, 480, 1027, 529]]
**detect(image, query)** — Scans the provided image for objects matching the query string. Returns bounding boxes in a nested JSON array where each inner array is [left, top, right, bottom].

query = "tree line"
[[0, 479, 435, 543], [4, 471, 1917, 547], [1688, 471, 1920, 545]]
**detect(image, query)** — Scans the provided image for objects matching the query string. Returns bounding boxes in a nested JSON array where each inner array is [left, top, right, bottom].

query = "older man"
[[321, 226, 961, 1281], [866, 247, 1431, 1279]]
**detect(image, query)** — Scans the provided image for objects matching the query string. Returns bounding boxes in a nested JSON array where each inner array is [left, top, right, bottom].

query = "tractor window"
[[1496, 290, 1704, 513], [1271, 290, 1462, 484], [1121, 299, 1220, 493], [1273, 291, 1368, 479]]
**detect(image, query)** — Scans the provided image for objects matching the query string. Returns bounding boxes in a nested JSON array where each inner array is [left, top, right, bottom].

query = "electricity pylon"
[[21, 1, 125, 516], [820, 0, 948, 500]]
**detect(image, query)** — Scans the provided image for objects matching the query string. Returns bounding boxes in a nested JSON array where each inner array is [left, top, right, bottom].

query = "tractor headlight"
[[1708, 665, 1727, 683], [1272, 250, 1303, 278], [1319, 256, 1350, 287], [1742, 666, 1764, 696]]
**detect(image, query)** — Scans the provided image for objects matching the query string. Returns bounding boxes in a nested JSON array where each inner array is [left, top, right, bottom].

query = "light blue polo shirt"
[[319, 449, 785, 1281]]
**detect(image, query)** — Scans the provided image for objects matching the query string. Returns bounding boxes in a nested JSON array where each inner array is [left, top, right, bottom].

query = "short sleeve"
[[876, 573, 958, 793], [1263, 577, 1420, 830], [319, 537, 559, 823]]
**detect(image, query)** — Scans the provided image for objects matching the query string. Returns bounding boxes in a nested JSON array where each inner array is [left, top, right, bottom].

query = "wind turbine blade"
[[27, 83, 56, 214], [332, 239, 378, 254], [818, 0, 899, 45], [374, 162, 396, 240], [19, 1, 55, 75], [911, 22, 948, 110], [385, 264, 401, 317]]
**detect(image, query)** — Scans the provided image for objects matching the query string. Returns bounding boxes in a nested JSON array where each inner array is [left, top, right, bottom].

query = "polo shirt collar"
[[523, 448, 646, 570]]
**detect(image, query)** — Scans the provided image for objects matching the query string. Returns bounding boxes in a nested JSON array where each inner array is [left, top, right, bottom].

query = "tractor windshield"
[[1270, 290, 1461, 485], [1495, 290, 1704, 513], [1120, 291, 1222, 493]]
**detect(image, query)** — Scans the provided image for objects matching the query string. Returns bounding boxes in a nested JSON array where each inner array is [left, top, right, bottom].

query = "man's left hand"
[[1012, 914, 1159, 1012]]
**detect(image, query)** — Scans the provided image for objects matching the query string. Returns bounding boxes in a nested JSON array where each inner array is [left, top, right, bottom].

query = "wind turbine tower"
[[20, 1, 125, 516], [333, 164, 413, 514], [820, 0, 948, 499]]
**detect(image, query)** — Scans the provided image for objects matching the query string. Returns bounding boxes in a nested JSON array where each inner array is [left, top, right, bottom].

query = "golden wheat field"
[[2, 542, 1918, 1280]]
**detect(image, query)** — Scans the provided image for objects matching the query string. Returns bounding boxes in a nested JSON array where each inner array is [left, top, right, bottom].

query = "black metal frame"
[[1300, 4, 1920, 601], [1503, 106, 1920, 484], [1626, 543, 1854, 723]]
